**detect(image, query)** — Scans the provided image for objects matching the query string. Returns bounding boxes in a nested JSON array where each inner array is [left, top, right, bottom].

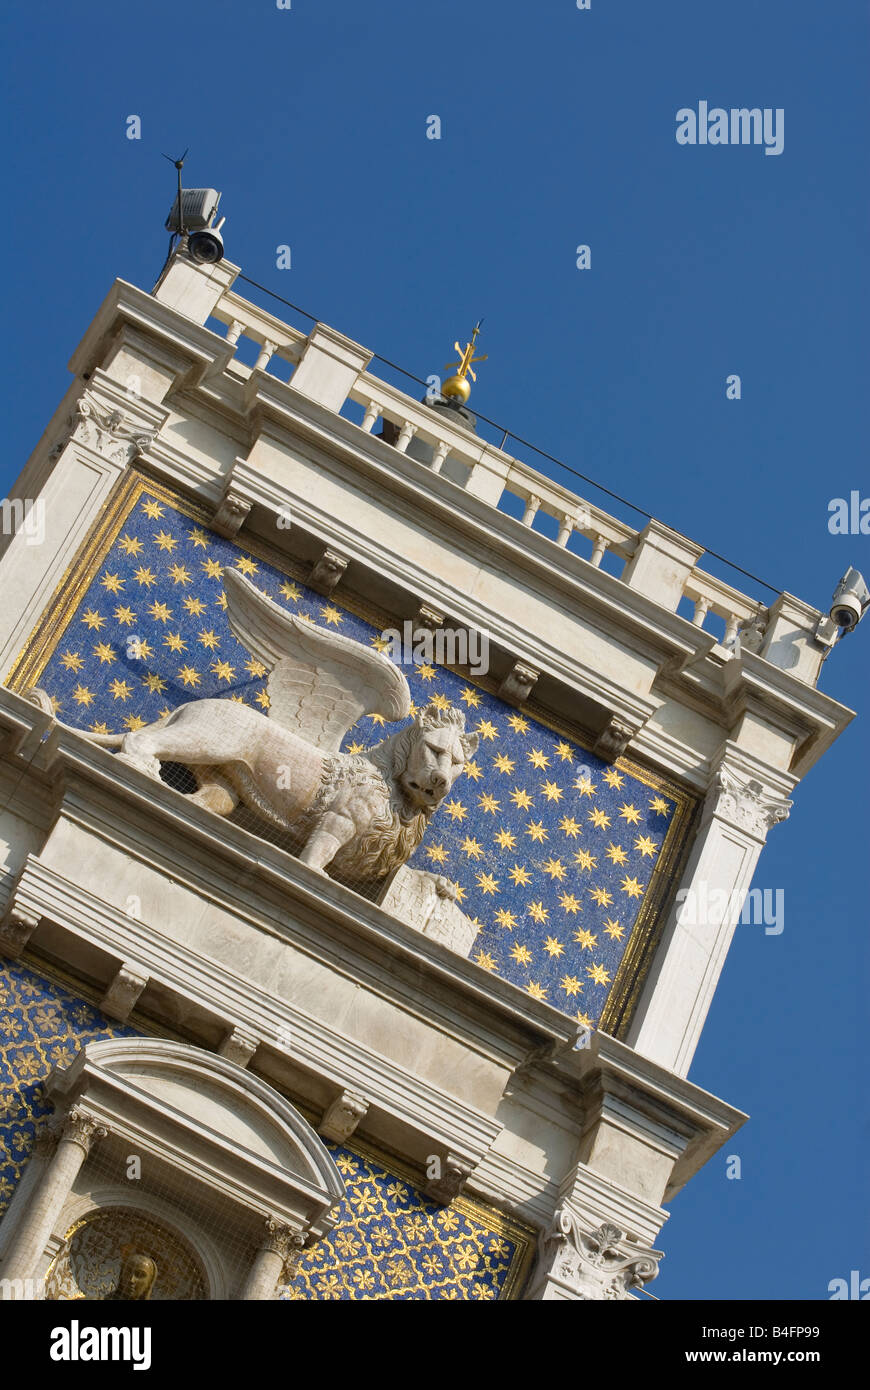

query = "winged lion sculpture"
[[29, 570, 478, 887]]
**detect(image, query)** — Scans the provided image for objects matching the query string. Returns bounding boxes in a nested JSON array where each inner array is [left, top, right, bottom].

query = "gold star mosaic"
[[8, 472, 695, 1032]]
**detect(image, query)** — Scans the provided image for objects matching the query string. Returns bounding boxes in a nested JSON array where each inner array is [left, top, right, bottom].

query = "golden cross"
[[446, 321, 488, 384]]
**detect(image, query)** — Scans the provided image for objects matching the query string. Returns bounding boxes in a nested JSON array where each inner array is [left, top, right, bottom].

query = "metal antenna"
[[162, 148, 189, 236]]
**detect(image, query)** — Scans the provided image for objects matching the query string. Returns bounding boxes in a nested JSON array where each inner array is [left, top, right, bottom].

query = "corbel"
[[592, 715, 636, 763], [424, 1151, 476, 1206], [99, 963, 149, 1022], [497, 660, 539, 706], [318, 1089, 369, 1143], [308, 548, 348, 596], [212, 471, 253, 539], [415, 602, 445, 631], [0, 906, 40, 960], [218, 1024, 261, 1069]]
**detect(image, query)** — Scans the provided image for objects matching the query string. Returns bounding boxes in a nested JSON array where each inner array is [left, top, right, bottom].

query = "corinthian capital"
[[708, 765, 792, 840], [72, 390, 156, 463], [62, 1106, 108, 1154], [260, 1218, 305, 1278], [34, 1124, 61, 1161], [529, 1208, 663, 1301]]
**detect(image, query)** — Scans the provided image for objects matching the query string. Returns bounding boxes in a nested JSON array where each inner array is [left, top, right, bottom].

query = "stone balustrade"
[[209, 290, 308, 377], [682, 571, 762, 645], [203, 284, 789, 662]]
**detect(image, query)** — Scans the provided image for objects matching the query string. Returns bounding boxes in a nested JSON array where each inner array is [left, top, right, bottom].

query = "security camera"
[[187, 217, 225, 265], [830, 567, 869, 633], [815, 566, 870, 650]]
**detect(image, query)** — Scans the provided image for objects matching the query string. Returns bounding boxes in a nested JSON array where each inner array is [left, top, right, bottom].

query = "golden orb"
[[441, 374, 472, 403]]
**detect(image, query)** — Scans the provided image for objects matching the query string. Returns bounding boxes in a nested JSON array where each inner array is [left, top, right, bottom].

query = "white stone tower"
[[0, 237, 854, 1301]]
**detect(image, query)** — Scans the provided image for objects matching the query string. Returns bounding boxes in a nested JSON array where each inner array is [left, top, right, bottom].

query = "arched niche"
[[0, 1038, 344, 1299], [45, 1204, 209, 1301]]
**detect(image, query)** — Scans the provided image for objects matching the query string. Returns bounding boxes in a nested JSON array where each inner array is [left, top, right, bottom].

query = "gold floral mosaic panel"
[[0, 960, 136, 1213], [282, 1142, 532, 1300]]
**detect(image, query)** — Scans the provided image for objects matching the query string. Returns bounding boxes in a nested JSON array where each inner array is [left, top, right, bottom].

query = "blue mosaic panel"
[[23, 477, 690, 1026], [0, 961, 531, 1299], [284, 1146, 524, 1300]]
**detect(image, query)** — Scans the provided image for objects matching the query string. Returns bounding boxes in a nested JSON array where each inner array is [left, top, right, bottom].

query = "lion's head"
[[322, 704, 478, 887], [374, 703, 479, 814]]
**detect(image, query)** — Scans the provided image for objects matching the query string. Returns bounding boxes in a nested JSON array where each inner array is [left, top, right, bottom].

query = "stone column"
[[627, 749, 792, 1076], [238, 1218, 304, 1301], [0, 1108, 106, 1284], [521, 494, 541, 526], [0, 1125, 57, 1262]]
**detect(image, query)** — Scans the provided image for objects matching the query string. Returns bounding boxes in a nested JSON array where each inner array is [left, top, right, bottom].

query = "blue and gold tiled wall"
[[8, 470, 695, 1033], [0, 958, 533, 1299]]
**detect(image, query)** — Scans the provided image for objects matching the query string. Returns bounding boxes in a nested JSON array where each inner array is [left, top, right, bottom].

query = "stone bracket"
[[416, 602, 445, 630], [506, 1024, 591, 1093], [497, 660, 539, 707], [218, 1024, 260, 1068], [592, 714, 638, 763], [318, 1088, 369, 1144], [0, 905, 40, 960], [99, 963, 149, 1022], [212, 471, 254, 539], [308, 547, 348, 596], [424, 1150, 477, 1206]]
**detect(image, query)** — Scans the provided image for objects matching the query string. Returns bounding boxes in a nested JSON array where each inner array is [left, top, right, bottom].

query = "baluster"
[[396, 421, 417, 454], [589, 535, 609, 568], [254, 339, 277, 372], [522, 494, 541, 526], [692, 596, 711, 627], [431, 441, 450, 473]]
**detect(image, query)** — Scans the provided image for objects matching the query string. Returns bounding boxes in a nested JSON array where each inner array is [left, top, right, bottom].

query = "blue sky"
[[2, 0, 867, 1299]]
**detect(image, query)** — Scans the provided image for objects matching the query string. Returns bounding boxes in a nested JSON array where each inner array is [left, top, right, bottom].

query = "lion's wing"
[[222, 568, 410, 753]]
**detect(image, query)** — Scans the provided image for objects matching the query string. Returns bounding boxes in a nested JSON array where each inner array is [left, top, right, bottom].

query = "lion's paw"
[[115, 751, 163, 781]]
